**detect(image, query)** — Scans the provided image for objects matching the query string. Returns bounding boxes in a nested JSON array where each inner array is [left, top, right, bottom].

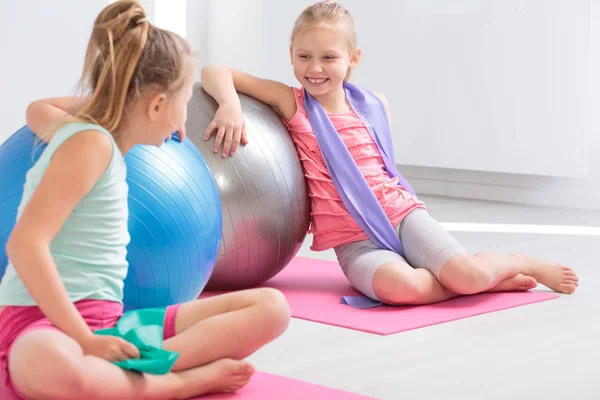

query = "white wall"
[[359, 0, 591, 179], [402, 1, 600, 211], [4, 1, 597, 210], [191, 0, 600, 210], [0, 0, 109, 144]]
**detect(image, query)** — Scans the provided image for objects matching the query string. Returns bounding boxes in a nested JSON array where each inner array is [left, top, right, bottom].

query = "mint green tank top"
[[0, 122, 130, 306]]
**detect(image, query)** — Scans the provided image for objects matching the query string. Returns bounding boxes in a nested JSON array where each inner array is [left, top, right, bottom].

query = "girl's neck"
[[313, 85, 351, 113], [112, 127, 135, 155]]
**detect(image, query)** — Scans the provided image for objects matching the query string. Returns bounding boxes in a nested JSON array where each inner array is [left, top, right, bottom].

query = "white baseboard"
[[401, 166, 600, 211]]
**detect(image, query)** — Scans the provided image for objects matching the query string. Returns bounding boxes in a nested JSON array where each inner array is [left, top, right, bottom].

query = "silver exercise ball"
[[186, 83, 310, 291]]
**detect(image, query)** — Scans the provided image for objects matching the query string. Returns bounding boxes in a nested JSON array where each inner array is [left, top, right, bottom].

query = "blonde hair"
[[290, 0, 357, 81], [76, 0, 190, 134]]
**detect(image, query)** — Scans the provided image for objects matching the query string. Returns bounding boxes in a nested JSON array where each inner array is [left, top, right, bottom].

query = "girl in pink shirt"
[[201, 0, 578, 305]]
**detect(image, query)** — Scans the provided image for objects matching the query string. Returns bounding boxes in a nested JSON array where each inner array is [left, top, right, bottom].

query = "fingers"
[[205, 120, 247, 157], [113, 349, 128, 362], [230, 125, 242, 156], [241, 125, 249, 145], [222, 125, 235, 157], [213, 126, 226, 154], [204, 120, 217, 140], [177, 125, 187, 142], [122, 340, 140, 359], [112, 340, 139, 362]]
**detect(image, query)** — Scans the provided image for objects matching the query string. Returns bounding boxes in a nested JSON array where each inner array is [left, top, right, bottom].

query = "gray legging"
[[334, 208, 467, 301]]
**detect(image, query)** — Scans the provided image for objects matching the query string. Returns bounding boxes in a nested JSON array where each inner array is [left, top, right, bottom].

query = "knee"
[[254, 288, 291, 337], [373, 274, 429, 305], [10, 334, 88, 400], [439, 255, 492, 295]]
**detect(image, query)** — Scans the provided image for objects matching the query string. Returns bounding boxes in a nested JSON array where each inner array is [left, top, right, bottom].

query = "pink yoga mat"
[[203, 257, 559, 335], [0, 371, 375, 400], [197, 371, 376, 399]]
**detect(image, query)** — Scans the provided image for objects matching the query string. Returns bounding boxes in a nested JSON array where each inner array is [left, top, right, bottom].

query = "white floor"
[[246, 196, 600, 400]]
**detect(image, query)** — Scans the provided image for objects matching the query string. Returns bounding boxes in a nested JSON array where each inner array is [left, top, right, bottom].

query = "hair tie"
[[137, 17, 150, 25]]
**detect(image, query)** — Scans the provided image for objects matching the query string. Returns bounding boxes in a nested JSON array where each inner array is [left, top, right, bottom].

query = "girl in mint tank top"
[[0, 2, 289, 399]]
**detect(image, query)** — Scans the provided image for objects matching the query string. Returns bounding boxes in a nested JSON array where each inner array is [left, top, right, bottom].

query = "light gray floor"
[[246, 195, 600, 400]]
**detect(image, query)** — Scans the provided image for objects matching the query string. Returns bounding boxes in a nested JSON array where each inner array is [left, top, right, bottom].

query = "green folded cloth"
[[95, 307, 179, 375]]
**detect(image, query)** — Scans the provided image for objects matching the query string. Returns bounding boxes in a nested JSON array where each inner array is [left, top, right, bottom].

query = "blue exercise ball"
[[0, 125, 222, 310]]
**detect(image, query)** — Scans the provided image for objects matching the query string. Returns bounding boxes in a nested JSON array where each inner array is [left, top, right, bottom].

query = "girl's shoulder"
[[282, 87, 310, 130]]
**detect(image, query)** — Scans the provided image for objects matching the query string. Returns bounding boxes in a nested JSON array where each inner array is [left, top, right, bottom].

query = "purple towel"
[[304, 82, 420, 308]]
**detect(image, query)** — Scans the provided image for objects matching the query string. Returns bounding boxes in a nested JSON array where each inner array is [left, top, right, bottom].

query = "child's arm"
[[26, 97, 90, 142], [201, 65, 297, 119], [6, 130, 139, 361], [201, 65, 297, 157]]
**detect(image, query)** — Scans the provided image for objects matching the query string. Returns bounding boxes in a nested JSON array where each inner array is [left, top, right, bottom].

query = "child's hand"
[[81, 335, 140, 362], [176, 124, 187, 142], [204, 103, 248, 158]]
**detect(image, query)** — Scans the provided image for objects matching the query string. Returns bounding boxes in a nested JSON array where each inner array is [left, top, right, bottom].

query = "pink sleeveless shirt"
[[282, 87, 426, 251]]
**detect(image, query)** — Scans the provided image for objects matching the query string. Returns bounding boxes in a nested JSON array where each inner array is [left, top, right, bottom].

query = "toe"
[[559, 284, 576, 294], [525, 277, 537, 287], [233, 362, 249, 375]]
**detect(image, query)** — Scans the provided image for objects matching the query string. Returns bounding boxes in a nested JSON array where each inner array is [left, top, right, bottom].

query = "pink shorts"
[[0, 300, 180, 399]]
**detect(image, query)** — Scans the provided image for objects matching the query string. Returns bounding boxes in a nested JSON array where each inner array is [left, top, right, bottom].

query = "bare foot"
[[486, 273, 537, 293], [175, 358, 255, 399], [513, 253, 579, 294]]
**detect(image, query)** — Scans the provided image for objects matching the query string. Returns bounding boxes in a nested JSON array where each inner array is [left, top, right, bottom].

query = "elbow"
[[202, 63, 225, 71], [201, 64, 231, 80], [5, 232, 19, 262], [200, 64, 218, 79], [25, 101, 39, 127], [200, 66, 212, 86], [25, 101, 47, 140], [5, 230, 33, 263]]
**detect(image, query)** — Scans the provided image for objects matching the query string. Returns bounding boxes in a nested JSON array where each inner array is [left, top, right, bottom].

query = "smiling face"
[[290, 26, 361, 99]]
